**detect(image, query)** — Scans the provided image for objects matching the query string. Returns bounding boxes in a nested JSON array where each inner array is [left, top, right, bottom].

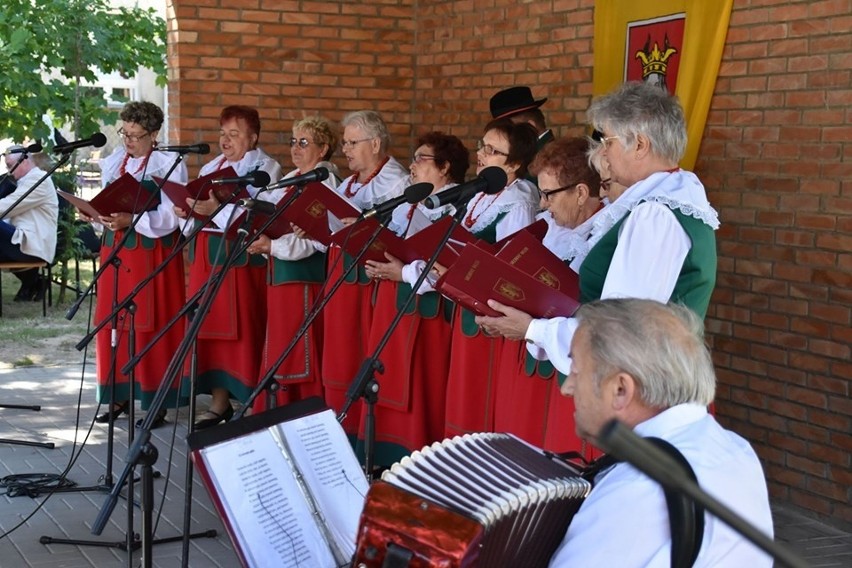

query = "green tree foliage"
[[0, 0, 166, 143]]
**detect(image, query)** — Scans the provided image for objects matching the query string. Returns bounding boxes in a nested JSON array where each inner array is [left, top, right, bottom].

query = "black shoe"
[[135, 408, 167, 429], [13, 283, 33, 302], [95, 402, 129, 423], [31, 276, 48, 302], [194, 405, 234, 430]]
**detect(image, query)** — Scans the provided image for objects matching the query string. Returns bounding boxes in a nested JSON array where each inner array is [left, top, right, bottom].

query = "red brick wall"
[[168, 0, 851, 524], [700, 0, 851, 525]]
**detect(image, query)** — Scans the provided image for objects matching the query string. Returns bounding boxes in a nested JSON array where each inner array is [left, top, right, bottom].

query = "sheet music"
[[276, 409, 368, 561], [201, 428, 337, 568]]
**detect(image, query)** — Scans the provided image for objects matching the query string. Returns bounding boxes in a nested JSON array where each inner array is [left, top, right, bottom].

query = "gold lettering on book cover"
[[494, 278, 525, 301], [509, 245, 529, 266], [463, 260, 480, 282]]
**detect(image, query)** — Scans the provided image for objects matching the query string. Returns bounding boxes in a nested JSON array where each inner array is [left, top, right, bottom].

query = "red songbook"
[[156, 167, 249, 219], [224, 201, 294, 241], [401, 216, 475, 268], [436, 234, 580, 318], [473, 217, 549, 253], [328, 218, 415, 265], [280, 182, 360, 246], [58, 174, 160, 218]]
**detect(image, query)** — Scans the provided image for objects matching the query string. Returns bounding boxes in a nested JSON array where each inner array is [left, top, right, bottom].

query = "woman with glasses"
[[360, 131, 469, 466], [491, 137, 604, 454], [443, 118, 539, 438], [86, 101, 188, 428], [245, 116, 339, 412], [323, 110, 408, 440], [175, 105, 282, 430], [478, 81, 719, 400]]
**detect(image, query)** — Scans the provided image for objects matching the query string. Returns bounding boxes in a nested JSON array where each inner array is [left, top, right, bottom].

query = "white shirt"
[[195, 148, 282, 233], [461, 177, 538, 241], [0, 167, 59, 262], [525, 170, 719, 374], [549, 404, 774, 568], [99, 147, 188, 239]]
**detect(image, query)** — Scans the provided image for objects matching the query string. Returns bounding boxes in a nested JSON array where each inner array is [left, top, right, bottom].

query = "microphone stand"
[[0, 150, 68, 450], [597, 419, 809, 568], [233, 211, 391, 420], [338, 204, 468, 480], [90, 192, 296, 566], [40, 154, 193, 563]]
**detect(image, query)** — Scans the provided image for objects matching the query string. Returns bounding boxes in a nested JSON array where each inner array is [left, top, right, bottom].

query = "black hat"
[[489, 86, 548, 120]]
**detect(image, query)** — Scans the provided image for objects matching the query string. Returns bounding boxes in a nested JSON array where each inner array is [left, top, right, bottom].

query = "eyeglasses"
[[601, 135, 620, 148], [539, 182, 580, 201], [477, 139, 509, 157], [290, 137, 315, 148], [599, 177, 612, 192], [340, 137, 375, 150], [412, 153, 436, 163], [118, 128, 151, 143]]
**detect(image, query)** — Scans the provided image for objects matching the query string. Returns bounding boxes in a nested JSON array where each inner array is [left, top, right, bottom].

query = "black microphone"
[[265, 166, 330, 191], [53, 132, 107, 154], [237, 198, 277, 215], [156, 143, 210, 155], [209, 170, 272, 188], [4, 143, 43, 156], [360, 182, 434, 219], [423, 166, 507, 209]]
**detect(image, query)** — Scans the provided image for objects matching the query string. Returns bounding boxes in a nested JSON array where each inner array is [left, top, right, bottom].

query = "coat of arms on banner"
[[625, 14, 685, 93]]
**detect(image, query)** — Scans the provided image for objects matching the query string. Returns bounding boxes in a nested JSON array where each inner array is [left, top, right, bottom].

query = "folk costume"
[[444, 178, 538, 437], [526, 169, 720, 376], [493, 211, 599, 457], [183, 149, 281, 404], [321, 157, 407, 438], [251, 168, 340, 412], [95, 148, 188, 409], [358, 192, 457, 466]]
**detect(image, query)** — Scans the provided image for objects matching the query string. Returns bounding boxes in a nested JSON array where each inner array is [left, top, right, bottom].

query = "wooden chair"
[[0, 261, 51, 317]]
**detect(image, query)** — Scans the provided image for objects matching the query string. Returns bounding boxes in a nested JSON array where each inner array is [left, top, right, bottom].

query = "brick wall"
[[700, 0, 851, 525], [168, 0, 851, 524]]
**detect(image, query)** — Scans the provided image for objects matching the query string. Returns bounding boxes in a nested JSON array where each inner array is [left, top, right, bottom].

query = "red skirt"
[[184, 231, 267, 403], [252, 280, 324, 413], [359, 281, 452, 466], [444, 308, 504, 437], [321, 246, 375, 436], [95, 230, 186, 410]]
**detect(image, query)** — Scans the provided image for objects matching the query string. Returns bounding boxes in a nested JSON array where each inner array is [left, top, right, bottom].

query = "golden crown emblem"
[[635, 34, 678, 79]]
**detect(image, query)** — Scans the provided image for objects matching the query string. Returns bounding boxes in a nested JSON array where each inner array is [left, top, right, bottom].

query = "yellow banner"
[[593, 0, 733, 170]]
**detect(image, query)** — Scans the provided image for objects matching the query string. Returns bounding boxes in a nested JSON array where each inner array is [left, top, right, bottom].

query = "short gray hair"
[[587, 81, 687, 164], [341, 110, 390, 153], [575, 298, 716, 407]]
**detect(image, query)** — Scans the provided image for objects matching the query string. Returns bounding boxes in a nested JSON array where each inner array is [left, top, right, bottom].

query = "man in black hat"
[[489, 86, 554, 150]]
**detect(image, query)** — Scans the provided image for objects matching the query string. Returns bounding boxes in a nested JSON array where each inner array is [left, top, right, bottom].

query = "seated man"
[[549, 298, 773, 567], [0, 148, 59, 301]]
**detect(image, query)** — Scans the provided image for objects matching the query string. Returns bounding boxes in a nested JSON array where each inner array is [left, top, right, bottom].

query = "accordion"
[[354, 433, 592, 567]]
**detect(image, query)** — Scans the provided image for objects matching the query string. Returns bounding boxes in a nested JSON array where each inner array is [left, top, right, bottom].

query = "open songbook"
[[58, 173, 160, 218], [155, 167, 249, 219], [187, 398, 369, 568]]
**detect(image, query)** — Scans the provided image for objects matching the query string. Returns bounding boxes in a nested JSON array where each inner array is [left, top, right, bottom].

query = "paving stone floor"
[[1, 364, 850, 567]]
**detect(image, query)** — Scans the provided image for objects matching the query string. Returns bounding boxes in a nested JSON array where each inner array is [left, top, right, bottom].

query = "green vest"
[[579, 206, 717, 318]]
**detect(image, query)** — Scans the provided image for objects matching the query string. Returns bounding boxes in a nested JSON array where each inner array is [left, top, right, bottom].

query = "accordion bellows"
[[354, 433, 592, 567]]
